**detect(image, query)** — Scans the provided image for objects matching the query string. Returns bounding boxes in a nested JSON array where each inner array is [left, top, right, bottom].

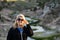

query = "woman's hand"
[[23, 19, 29, 24]]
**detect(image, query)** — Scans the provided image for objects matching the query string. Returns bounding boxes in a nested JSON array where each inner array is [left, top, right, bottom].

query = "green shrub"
[[0, 6, 3, 11]]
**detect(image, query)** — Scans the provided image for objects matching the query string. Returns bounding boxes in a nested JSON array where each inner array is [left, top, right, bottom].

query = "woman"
[[7, 14, 33, 40]]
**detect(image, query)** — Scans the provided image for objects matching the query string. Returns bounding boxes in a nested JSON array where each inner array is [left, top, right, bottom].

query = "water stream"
[[26, 17, 60, 40]]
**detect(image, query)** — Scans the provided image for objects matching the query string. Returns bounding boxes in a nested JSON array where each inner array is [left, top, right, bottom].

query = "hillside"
[[0, 0, 60, 40]]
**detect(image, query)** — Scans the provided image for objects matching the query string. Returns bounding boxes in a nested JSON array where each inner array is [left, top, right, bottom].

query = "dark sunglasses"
[[17, 18, 23, 21]]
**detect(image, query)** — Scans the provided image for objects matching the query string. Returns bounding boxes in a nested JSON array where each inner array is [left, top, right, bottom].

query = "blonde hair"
[[13, 14, 26, 28], [16, 14, 25, 20]]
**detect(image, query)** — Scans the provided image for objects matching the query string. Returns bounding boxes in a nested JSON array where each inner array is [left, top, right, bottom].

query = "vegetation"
[[32, 33, 60, 40]]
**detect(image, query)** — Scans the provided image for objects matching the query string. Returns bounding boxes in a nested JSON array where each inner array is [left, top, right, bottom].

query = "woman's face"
[[16, 16, 24, 27]]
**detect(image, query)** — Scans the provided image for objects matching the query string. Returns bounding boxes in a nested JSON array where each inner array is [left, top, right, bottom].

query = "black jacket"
[[7, 24, 33, 40]]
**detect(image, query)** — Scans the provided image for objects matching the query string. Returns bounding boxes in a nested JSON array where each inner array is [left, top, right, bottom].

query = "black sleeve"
[[7, 27, 13, 40], [23, 24, 33, 37]]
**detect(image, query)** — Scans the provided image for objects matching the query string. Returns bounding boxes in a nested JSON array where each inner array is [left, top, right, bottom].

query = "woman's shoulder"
[[10, 27, 14, 30], [9, 27, 15, 31]]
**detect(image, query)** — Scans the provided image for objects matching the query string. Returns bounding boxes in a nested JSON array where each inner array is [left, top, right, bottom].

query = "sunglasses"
[[17, 18, 23, 21]]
